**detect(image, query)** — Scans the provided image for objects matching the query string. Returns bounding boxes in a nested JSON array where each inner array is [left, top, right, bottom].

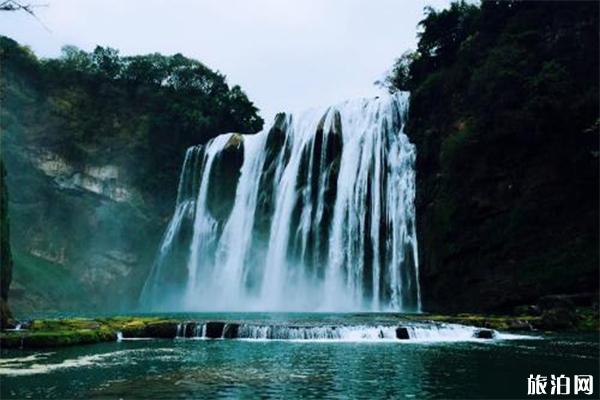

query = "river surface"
[[1, 313, 598, 399]]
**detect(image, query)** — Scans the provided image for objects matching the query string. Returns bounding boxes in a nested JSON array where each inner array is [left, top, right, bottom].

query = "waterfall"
[[140, 93, 420, 312]]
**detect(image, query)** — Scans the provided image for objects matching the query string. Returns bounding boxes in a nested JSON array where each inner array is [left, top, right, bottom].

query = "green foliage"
[[389, 0, 599, 312], [0, 327, 116, 348], [0, 36, 264, 213], [0, 316, 179, 347]]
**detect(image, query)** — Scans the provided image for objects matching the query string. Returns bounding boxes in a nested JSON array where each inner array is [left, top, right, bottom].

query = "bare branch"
[[0, 0, 50, 32]]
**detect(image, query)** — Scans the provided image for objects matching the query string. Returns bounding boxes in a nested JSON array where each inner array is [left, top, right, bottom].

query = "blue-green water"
[[1, 314, 598, 399]]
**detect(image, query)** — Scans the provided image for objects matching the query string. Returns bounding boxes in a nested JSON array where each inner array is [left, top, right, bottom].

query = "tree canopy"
[[1, 36, 264, 211], [387, 0, 599, 311]]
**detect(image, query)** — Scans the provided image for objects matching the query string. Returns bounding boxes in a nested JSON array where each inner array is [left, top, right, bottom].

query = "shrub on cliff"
[[388, 1, 599, 311]]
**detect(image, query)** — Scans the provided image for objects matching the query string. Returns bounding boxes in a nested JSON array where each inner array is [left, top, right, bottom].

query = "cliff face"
[[393, 1, 599, 312], [2, 137, 164, 313], [0, 37, 263, 314], [0, 160, 13, 326]]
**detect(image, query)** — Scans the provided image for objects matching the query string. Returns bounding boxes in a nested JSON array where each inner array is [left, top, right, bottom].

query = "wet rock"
[[254, 113, 290, 242], [121, 322, 146, 338], [474, 329, 495, 339], [204, 322, 226, 338], [537, 307, 576, 330], [19, 320, 33, 330], [145, 322, 178, 338], [184, 323, 198, 338], [507, 319, 533, 331], [206, 134, 244, 225], [2, 319, 31, 330], [222, 323, 239, 339], [395, 327, 410, 339]]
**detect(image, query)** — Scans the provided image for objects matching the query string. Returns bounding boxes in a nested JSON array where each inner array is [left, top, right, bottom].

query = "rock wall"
[[0, 36, 263, 315], [0, 160, 13, 326], [2, 136, 166, 314]]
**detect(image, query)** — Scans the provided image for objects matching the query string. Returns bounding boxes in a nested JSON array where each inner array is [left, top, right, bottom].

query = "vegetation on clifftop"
[[388, 0, 599, 312], [1, 36, 263, 213], [0, 37, 264, 313]]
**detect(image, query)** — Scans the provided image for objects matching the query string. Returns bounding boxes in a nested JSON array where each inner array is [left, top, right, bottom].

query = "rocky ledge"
[[0, 307, 597, 349]]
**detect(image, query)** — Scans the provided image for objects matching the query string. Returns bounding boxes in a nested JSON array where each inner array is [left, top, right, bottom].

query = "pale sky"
[[1, 0, 451, 124]]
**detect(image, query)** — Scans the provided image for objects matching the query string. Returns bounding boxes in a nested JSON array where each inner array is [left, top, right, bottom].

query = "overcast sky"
[[1, 0, 451, 124]]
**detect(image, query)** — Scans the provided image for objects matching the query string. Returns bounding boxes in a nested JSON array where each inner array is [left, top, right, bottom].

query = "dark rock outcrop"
[[0, 160, 13, 329], [183, 323, 198, 338], [222, 323, 239, 339], [253, 113, 290, 242], [395, 327, 410, 339], [206, 134, 244, 226], [474, 329, 495, 339], [204, 322, 226, 338], [144, 321, 178, 338]]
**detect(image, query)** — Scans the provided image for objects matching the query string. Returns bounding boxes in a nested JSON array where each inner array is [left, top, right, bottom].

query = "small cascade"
[[140, 93, 420, 312], [5, 322, 26, 332], [175, 322, 192, 339], [116, 331, 123, 342], [182, 322, 506, 342], [235, 324, 398, 340], [406, 324, 482, 341]]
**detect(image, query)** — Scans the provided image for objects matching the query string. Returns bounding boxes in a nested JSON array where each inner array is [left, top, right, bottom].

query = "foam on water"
[[0, 349, 178, 377]]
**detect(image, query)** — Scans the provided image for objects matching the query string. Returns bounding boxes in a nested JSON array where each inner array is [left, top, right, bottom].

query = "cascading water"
[[159, 321, 532, 342], [140, 93, 420, 311]]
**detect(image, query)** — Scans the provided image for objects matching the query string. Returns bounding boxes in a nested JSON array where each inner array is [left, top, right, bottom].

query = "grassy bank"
[[1, 308, 597, 349]]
